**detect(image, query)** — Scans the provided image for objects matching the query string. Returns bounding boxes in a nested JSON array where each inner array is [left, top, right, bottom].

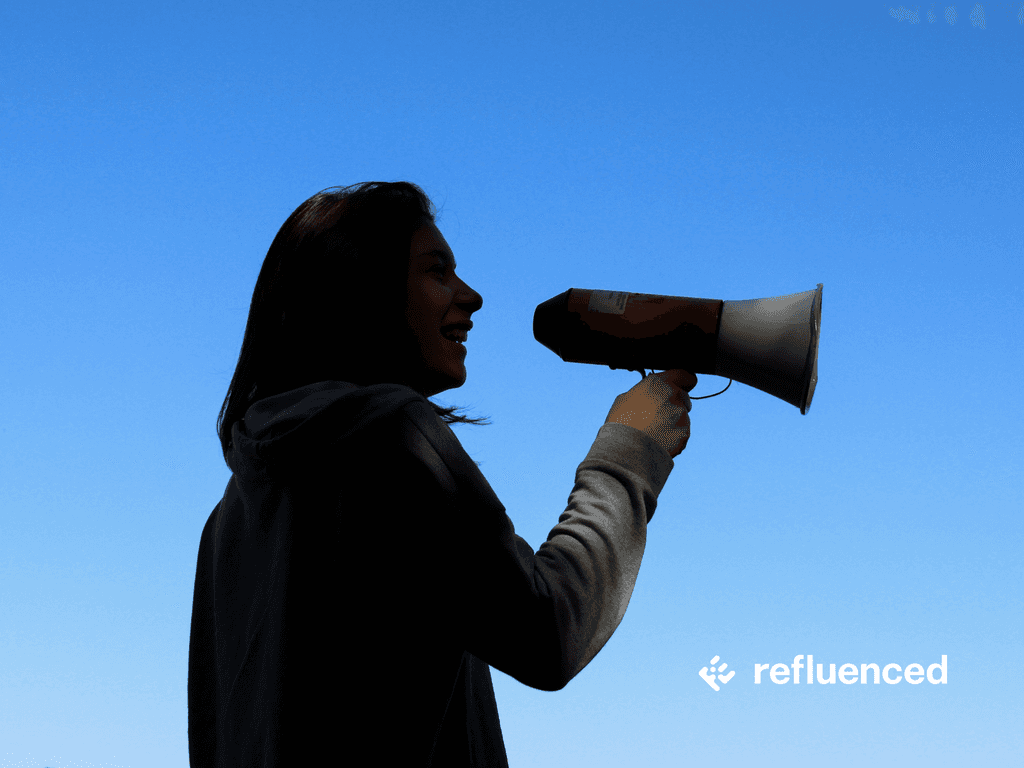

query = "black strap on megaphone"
[[621, 367, 733, 400]]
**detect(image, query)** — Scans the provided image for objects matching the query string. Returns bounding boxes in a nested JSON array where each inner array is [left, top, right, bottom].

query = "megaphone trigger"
[[607, 365, 649, 379]]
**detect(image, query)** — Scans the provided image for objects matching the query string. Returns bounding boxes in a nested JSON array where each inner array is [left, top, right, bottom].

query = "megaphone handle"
[[608, 365, 650, 379], [610, 364, 733, 399]]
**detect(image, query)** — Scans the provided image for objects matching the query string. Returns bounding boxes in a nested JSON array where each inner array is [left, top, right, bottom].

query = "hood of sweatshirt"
[[227, 379, 434, 472], [222, 378, 500, 529]]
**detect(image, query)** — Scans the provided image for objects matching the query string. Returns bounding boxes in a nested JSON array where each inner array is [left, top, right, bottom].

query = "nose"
[[456, 277, 483, 314]]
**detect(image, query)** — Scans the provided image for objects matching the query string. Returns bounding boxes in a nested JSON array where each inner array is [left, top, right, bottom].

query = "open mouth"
[[440, 328, 468, 344]]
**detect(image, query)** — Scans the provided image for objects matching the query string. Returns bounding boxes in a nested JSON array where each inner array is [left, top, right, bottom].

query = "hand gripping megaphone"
[[533, 284, 823, 413]]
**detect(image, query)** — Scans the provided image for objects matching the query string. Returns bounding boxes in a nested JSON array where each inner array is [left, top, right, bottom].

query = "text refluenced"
[[753, 655, 947, 685]]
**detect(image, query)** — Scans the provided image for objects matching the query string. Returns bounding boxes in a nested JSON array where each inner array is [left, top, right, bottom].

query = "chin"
[[422, 367, 466, 397]]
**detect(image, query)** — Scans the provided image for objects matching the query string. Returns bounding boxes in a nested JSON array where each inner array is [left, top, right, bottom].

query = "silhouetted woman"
[[188, 181, 696, 766]]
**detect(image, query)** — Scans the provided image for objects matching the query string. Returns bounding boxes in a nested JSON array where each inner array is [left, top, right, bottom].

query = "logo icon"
[[699, 655, 736, 691]]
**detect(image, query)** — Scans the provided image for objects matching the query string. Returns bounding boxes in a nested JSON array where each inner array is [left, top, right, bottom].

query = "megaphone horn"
[[532, 284, 823, 414]]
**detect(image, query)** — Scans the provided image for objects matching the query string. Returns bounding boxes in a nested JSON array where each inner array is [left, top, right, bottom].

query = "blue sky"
[[2, 2, 1021, 766]]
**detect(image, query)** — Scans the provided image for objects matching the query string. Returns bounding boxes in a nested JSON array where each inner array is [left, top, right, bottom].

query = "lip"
[[439, 320, 471, 343], [441, 334, 468, 353]]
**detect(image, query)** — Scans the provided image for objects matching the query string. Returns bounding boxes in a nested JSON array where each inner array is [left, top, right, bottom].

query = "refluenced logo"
[[701, 654, 948, 691], [699, 655, 735, 691]]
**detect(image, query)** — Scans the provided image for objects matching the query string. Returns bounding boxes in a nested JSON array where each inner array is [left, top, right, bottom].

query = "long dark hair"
[[216, 181, 491, 465]]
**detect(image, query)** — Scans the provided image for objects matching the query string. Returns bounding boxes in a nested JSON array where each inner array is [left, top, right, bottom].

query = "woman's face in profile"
[[402, 221, 483, 397]]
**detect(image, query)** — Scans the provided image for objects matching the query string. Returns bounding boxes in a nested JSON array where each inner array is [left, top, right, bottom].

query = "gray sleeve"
[[388, 405, 679, 690], [577, 422, 675, 514], [523, 421, 675, 685]]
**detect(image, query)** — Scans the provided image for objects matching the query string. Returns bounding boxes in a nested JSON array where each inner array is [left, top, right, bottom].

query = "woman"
[[188, 181, 697, 766]]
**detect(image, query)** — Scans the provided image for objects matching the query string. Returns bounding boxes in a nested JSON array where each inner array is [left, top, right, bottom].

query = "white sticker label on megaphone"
[[588, 290, 629, 315]]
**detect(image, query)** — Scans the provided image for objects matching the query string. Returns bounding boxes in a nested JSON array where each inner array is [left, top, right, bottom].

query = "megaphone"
[[533, 284, 823, 414]]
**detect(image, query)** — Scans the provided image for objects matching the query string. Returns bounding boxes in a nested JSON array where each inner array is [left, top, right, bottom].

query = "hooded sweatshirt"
[[188, 380, 674, 767]]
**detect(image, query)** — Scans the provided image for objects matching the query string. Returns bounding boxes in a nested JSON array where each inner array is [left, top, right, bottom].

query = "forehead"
[[410, 223, 455, 265]]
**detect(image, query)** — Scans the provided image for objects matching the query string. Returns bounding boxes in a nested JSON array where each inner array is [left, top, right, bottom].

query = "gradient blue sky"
[[2, 3, 1021, 767]]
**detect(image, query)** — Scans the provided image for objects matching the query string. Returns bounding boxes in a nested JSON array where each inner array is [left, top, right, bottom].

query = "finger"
[[661, 368, 698, 391]]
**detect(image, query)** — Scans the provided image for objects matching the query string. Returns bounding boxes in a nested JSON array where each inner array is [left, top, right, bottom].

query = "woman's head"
[[403, 219, 482, 396], [217, 181, 489, 463]]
